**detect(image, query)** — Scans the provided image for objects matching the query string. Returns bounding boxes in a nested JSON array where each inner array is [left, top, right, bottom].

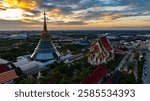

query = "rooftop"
[[81, 65, 108, 84], [0, 58, 9, 64], [0, 64, 9, 73], [0, 70, 18, 84], [99, 36, 114, 53]]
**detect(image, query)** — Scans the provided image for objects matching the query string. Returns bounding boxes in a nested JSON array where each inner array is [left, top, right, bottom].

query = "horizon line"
[[0, 29, 150, 32]]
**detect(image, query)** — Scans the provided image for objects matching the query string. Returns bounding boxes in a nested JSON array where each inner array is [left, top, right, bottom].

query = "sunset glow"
[[0, 0, 149, 30]]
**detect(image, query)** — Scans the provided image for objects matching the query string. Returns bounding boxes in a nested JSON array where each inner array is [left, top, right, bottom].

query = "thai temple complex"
[[8, 12, 62, 75], [0, 12, 83, 76], [88, 36, 114, 66], [30, 12, 60, 62], [0, 12, 115, 83]]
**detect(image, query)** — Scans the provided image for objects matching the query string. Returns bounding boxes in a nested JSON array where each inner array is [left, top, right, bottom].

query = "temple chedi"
[[30, 12, 60, 62]]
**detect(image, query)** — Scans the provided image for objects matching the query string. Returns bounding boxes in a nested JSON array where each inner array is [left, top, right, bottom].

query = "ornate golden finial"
[[41, 11, 50, 40], [43, 11, 47, 32]]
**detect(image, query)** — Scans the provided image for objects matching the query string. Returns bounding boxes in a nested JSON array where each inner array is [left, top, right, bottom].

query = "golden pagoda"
[[30, 12, 60, 62]]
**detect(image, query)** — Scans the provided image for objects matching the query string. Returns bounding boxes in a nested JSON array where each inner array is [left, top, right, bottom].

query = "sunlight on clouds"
[[102, 6, 129, 11], [2, 2, 11, 7], [0, 8, 23, 20], [47, 8, 77, 23], [0, 1, 3, 6], [104, 16, 113, 20], [0, 0, 149, 30], [0, 0, 38, 21], [117, 16, 150, 21], [88, 20, 150, 29], [48, 8, 64, 18], [4, 0, 37, 10]]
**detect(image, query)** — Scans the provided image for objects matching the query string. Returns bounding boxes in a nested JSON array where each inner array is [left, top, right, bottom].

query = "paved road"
[[142, 51, 150, 84], [115, 52, 131, 71], [128, 53, 138, 80], [134, 60, 138, 80]]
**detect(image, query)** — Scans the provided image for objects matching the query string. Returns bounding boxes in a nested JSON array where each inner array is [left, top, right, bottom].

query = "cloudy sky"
[[0, 0, 150, 30]]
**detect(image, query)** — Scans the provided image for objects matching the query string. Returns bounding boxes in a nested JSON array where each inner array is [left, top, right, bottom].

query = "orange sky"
[[0, 0, 149, 30]]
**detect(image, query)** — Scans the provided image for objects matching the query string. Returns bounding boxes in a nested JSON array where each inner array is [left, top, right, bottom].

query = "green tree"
[[19, 77, 37, 84]]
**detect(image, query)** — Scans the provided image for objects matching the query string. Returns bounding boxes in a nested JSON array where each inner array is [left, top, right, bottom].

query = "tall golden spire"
[[41, 12, 50, 40], [43, 12, 47, 32]]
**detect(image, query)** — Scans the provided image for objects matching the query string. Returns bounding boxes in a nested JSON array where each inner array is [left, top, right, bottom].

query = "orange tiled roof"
[[0, 70, 18, 84]]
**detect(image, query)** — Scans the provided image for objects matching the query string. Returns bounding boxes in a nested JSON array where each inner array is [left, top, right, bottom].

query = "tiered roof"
[[99, 36, 114, 53], [30, 12, 60, 62], [89, 36, 113, 54], [88, 36, 114, 65]]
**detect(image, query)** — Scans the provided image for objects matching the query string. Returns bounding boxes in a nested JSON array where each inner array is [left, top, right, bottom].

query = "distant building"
[[88, 36, 114, 66], [64, 53, 84, 64], [13, 58, 46, 75], [148, 40, 150, 51], [75, 37, 90, 46], [60, 54, 73, 61], [0, 58, 9, 64], [17, 54, 31, 61], [77, 40, 90, 46], [30, 12, 60, 62], [139, 40, 149, 50], [9, 34, 27, 40]]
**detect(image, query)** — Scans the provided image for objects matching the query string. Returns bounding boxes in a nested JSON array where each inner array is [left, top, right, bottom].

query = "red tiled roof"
[[106, 79, 112, 84], [81, 65, 108, 84], [99, 36, 113, 53], [0, 64, 9, 73], [0, 70, 18, 84]]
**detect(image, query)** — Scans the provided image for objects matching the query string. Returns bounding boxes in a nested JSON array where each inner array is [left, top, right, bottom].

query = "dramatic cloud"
[[0, 0, 149, 30]]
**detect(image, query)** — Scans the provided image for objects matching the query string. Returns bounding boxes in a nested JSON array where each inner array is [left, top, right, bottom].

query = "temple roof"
[[30, 12, 60, 62], [99, 36, 114, 53], [81, 65, 108, 84], [0, 58, 9, 64], [0, 70, 18, 84], [88, 36, 114, 65], [0, 64, 9, 73], [89, 36, 114, 54]]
